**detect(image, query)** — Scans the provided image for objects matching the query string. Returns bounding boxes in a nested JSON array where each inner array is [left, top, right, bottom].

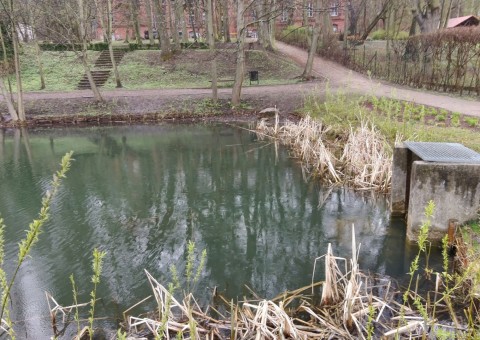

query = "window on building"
[[332, 24, 338, 32], [330, 3, 338, 16], [307, 3, 313, 17]]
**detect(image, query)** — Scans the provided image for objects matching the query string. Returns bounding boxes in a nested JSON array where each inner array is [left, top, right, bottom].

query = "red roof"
[[447, 15, 479, 28]]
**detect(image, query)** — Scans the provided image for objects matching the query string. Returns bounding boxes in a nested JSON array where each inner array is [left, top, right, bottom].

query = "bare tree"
[[206, 0, 217, 101], [231, 0, 246, 106], [154, 0, 172, 58], [0, 0, 26, 121], [411, 0, 441, 34], [301, 0, 321, 79], [144, 0, 155, 44], [130, 0, 143, 44], [94, 0, 123, 87]]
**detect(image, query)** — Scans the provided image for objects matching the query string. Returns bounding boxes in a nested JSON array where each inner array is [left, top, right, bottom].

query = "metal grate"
[[404, 142, 480, 164]]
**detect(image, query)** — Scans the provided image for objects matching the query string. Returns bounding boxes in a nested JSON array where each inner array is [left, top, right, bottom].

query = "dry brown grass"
[[257, 114, 392, 192]]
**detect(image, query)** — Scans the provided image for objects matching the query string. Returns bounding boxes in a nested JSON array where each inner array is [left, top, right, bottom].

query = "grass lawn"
[[303, 88, 480, 152], [13, 44, 303, 92]]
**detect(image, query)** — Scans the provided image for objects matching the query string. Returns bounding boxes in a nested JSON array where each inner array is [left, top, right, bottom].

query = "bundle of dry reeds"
[[257, 114, 392, 192], [341, 121, 392, 191], [121, 226, 473, 339]]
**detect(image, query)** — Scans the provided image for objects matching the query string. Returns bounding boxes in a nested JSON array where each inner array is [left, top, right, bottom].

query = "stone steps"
[[77, 70, 111, 89], [77, 50, 127, 89], [94, 50, 126, 69]]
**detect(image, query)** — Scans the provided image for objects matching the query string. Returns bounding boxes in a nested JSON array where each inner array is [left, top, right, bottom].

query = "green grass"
[[11, 44, 302, 92], [15, 45, 99, 92], [303, 88, 480, 152], [465, 117, 479, 128]]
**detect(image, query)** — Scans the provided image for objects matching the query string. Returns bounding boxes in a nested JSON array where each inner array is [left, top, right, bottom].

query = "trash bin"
[[249, 70, 259, 85]]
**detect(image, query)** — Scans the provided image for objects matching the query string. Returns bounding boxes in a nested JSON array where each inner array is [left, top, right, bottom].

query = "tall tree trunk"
[[321, 0, 332, 46], [256, 0, 274, 51], [302, 0, 308, 26], [231, 0, 245, 106], [302, 0, 321, 79], [11, 16, 26, 121], [343, 0, 349, 48], [167, 0, 178, 51], [0, 78, 19, 121], [145, 0, 155, 45], [206, 0, 218, 101], [77, 0, 103, 101], [412, 0, 441, 34], [131, 0, 143, 44], [0, 21, 19, 121], [180, 0, 189, 43], [107, 0, 122, 87], [223, 0, 231, 42], [155, 0, 172, 58], [93, 0, 122, 88], [34, 41, 46, 90], [359, 0, 391, 41]]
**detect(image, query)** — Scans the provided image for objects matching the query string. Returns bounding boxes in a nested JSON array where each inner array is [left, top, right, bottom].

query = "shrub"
[[395, 31, 409, 40], [89, 42, 109, 51], [180, 42, 208, 49], [370, 29, 386, 40], [39, 43, 83, 51]]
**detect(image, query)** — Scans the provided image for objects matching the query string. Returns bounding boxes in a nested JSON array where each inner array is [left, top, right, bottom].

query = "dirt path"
[[275, 41, 480, 117], [2, 42, 479, 119]]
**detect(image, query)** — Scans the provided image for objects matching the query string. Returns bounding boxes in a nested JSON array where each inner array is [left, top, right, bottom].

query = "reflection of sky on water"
[[0, 125, 423, 337]]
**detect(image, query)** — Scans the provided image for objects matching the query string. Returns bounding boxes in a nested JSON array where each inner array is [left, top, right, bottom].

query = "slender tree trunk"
[[359, 0, 391, 41], [321, 0, 332, 45], [231, 0, 245, 106], [78, 0, 103, 101], [33, 41, 46, 90], [268, 0, 276, 48], [302, 0, 321, 79], [107, 0, 122, 87], [223, 0, 231, 42], [11, 22, 25, 121], [155, 0, 171, 58], [206, 0, 218, 101], [180, 0, 189, 43], [130, 0, 143, 45], [0, 78, 19, 121], [343, 0, 349, 48], [256, 0, 274, 51], [145, 0, 155, 45], [167, 0, 178, 51], [0, 21, 19, 121], [302, 0, 308, 26]]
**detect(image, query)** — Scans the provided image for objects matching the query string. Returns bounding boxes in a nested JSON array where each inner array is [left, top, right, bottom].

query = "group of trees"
[[1, 0, 479, 123]]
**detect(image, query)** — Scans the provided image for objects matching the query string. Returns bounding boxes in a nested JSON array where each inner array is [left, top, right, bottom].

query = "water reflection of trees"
[[0, 125, 405, 330]]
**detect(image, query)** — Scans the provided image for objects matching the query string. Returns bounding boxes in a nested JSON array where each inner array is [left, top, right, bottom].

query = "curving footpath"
[[275, 41, 480, 117], [1, 41, 479, 118]]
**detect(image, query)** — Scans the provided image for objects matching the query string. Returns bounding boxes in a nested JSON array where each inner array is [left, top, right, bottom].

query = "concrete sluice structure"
[[391, 142, 480, 241]]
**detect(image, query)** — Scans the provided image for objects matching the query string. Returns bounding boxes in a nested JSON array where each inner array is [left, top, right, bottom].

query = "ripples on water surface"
[[0, 124, 420, 337]]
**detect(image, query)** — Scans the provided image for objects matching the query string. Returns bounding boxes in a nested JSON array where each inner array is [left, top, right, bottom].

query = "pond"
[[0, 124, 427, 337]]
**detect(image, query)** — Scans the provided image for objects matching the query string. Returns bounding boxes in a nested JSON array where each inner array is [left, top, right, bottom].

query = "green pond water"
[[0, 124, 425, 337]]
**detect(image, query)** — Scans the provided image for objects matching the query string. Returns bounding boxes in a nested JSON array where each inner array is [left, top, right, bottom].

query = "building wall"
[[96, 0, 346, 42]]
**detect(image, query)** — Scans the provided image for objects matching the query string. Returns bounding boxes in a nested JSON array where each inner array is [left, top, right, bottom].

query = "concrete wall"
[[407, 161, 480, 241], [391, 144, 408, 215]]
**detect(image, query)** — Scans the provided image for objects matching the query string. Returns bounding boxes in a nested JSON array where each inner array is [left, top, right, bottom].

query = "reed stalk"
[[0, 151, 73, 337], [88, 248, 107, 340]]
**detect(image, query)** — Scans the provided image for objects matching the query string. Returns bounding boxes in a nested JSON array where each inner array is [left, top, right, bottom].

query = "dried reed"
[[256, 114, 392, 192], [121, 225, 472, 339]]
